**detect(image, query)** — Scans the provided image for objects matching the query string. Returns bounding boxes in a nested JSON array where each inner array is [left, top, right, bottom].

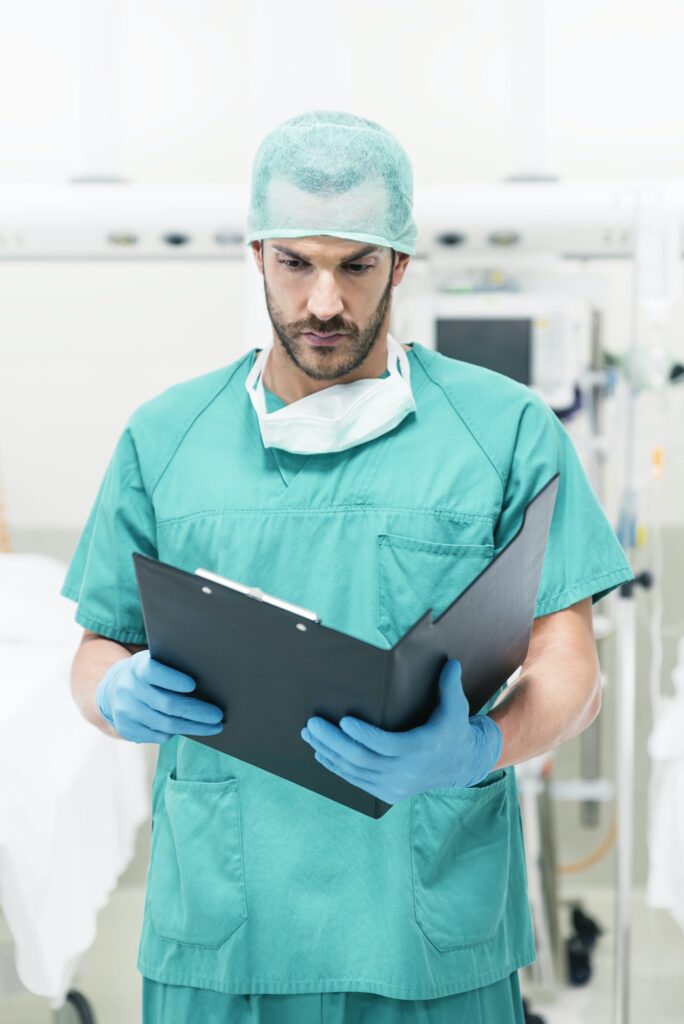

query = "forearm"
[[70, 633, 138, 737], [488, 602, 601, 769]]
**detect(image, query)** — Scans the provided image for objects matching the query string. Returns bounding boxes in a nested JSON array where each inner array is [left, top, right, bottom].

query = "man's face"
[[254, 237, 402, 381]]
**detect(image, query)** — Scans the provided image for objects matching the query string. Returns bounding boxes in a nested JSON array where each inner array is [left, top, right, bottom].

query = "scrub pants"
[[142, 973, 525, 1023]]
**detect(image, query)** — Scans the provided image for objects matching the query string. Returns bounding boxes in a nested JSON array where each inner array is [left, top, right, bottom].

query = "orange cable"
[[556, 814, 618, 874]]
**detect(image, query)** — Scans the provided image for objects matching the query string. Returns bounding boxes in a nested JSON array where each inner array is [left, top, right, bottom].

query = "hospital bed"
[[0, 551, 150, 1021]]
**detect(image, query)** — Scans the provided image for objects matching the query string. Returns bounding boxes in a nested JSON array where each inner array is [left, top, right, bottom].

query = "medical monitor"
[[436, 318, 531, 385], [395, 292, 591, 411]]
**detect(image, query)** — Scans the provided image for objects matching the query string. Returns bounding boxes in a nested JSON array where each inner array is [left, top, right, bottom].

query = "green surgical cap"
[[246, 110, 417, 255]]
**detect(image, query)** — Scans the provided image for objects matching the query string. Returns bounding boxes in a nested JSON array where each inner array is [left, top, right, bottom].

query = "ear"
[[251, 241, 264, 274], [391, 252, 411, 288]]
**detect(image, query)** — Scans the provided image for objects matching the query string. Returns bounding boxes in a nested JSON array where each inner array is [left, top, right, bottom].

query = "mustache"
[[293, 320, 355, 336]]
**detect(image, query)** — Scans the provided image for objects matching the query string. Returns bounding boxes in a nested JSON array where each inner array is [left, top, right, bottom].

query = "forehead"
[[267, 237, 387, 262]]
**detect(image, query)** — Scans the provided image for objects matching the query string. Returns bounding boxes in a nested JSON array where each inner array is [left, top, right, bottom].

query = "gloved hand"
[[96, 650, 224, 744], [301, 659, 503, 804]]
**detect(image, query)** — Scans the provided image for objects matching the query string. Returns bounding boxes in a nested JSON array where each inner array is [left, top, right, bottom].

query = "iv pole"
[[612, 256, 639, 1024], [612, 185, 679, 1024]]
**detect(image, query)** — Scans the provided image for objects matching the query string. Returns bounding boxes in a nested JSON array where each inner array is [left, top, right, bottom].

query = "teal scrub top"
[[61, 344, 633, 999]]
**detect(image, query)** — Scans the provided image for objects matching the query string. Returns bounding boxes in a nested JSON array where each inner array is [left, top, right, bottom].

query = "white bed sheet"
[[0, 553, 150, 1002]]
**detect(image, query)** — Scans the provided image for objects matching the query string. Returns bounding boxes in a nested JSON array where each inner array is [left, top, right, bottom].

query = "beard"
[[262, 263, 394, 382]]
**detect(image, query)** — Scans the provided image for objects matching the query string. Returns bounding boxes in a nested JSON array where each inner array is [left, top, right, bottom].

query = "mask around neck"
[[245, 334, 416, 455]]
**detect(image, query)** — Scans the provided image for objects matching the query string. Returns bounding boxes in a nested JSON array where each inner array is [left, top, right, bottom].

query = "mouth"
[[302, 331, 347, 347]]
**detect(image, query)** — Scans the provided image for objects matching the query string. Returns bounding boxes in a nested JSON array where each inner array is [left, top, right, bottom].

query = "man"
[[62, 111, 633, 1023]]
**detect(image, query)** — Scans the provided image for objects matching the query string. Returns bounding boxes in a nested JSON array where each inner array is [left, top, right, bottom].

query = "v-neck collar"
[[257, 344, 419, 489], [262, 383, 310, 487]]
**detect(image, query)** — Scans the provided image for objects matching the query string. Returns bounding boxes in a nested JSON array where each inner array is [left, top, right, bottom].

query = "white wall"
[[0, 260, 246, 528], [4, 1, 684, 185], [2, 0, 684, 531]]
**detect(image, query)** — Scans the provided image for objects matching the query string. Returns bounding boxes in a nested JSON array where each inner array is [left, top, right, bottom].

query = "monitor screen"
[[436, 318, 532, 385]]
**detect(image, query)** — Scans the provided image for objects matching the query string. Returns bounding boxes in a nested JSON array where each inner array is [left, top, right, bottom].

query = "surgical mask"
[[245, 334, 416, 455]]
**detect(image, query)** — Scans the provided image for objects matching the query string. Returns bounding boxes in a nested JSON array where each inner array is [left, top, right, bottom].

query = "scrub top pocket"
[[377, 533, 494, 646], [411, 770, 511, 951], [148, 773, 247, 949]]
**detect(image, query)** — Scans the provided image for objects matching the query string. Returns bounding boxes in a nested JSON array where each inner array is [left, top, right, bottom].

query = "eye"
[[276, 258, 373, 274], [278, 258, 307, 270], [344, 263, 373, 275]]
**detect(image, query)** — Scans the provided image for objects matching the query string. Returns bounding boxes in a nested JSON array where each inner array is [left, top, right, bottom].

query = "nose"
[[306, 271, 344, 322]]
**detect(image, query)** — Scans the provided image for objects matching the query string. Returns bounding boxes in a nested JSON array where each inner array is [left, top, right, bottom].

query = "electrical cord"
[[556, 814, 617, 874]]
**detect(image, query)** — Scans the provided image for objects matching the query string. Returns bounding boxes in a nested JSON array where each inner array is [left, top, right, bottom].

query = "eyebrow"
[[270, 243, 382, 263]]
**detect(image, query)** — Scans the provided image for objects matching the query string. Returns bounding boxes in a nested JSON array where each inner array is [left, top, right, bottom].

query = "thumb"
[[436, 659, 469, 720]]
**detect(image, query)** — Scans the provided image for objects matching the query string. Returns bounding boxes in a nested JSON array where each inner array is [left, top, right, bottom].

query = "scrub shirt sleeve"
[[493, 395, 633, 617], [60, 424, 156, 645]]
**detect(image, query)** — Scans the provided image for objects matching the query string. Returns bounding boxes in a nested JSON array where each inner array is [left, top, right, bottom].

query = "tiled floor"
[[1, 886, 683, 1022]]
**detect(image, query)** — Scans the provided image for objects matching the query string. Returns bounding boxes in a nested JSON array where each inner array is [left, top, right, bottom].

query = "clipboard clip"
[[195, 568, 320, 623]]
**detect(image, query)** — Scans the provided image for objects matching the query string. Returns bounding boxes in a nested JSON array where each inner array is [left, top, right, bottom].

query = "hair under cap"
[[245, 110, 417, 255]]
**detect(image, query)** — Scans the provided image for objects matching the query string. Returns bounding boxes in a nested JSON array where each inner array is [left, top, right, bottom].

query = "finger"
[[144, 688, 224, 725], [337, 715, 410, 756], [137, 653, 198, 694], [302, 728, 384, 775], [437, 659, 469, 718], [304, 718, 388, 770], [313, 751, 394, 803], [315, 750, 382, 784], [111, 714, 173, 745], [174, 719, 225, 737], [133, 704, 224, 737], [139, 730, 175, 745]]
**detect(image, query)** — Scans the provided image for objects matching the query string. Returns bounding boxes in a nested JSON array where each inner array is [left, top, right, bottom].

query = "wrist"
[[467, 714, 504, 786], [95, 668, 116, 727]]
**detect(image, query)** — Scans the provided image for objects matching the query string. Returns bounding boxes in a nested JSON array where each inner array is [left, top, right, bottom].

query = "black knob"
[[162, 232, 191, 246], [436, 232, 467, 247], [620, 570, 655, 597]]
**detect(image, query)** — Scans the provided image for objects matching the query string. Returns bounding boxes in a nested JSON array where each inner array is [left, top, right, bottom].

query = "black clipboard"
[[133, 475, 559, 818]]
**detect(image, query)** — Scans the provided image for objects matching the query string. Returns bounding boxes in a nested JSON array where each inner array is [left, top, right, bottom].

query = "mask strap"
[[245, 345, 272, 417], [387, 334, 412, 385]]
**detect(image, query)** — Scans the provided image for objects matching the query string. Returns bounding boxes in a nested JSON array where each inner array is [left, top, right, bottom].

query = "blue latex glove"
[[96, 650, 224, 744], [301, 659, 503, 804]]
